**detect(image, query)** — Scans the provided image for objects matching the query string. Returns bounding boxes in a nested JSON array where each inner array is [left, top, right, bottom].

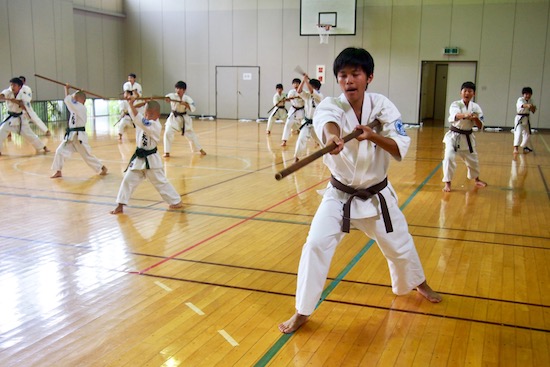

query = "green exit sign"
[[444, 47, 460, 55]]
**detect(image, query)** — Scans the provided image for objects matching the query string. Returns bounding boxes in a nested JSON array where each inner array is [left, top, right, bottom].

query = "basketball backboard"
[[300, 0, 357, 36]]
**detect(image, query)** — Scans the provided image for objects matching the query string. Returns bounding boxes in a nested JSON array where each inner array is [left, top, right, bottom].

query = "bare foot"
[[294, 157, 299, 163], [199, 149, 207, 156], [278, 312, 309, 334], [163, 153, 170, 158], [281, 140, 287, 147], [100, 166, 108, 176], [110, 204, 124, 214], [417, 281, 442, 303], [169, 202, 183, 209], [443, 182, 451, 192], [475, 178, 487, 188], [45, 130, 51, 136], [43, 146, 50, 153], [266, 130, 271, 135], [118, 134, 123, 141], [513, 147, 519, 154], [50, 171, 62, 178]]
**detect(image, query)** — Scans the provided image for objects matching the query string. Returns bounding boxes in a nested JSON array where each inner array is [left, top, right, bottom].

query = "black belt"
[[125, 147, 158, 172], [172, 111, 187, 135], [515, 114, 531, 134], [450, 126, 473, 153], [299, 117, 313, 130], [330, 176, 392, 234], [64, 126, 86, 140], [1, 111, 23, 129], [293, 106, 304, 110]]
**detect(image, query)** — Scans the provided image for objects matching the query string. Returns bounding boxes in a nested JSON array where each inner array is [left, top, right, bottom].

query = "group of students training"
[[0, 73, 207, 214], [0, 47, 539, 334]]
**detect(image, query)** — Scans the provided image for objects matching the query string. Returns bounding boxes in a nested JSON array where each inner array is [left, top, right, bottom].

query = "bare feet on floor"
[[45, 130, 51, 136], [118, 134, 123, 141], [199, 149, 207, 156], [266, 130, 271, 135], [169, 202, 184, 209], [443, 182, 451, 192], [278, 312, 309, 334], [110, 204, 124, 214], [417, 281, 442, 303], [294, 157, 299, 163], [50, 171, 62, 178], [280, 140, 287, 147], [475, 178, 487, 188], [100, 166, 108, 176], [163, 153, 170, 158], [43, 146, 50, 153]]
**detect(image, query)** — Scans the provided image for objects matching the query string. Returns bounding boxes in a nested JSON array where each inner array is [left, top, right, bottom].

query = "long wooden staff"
[[274, 120, 380, 181], [34, 74, 107, 99]]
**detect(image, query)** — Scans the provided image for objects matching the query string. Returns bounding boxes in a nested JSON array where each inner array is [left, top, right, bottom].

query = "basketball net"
[[317, 24, 332, 44]]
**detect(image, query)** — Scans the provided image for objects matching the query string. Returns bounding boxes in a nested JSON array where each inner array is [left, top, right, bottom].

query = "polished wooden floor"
[[0, 117, 549, 366]]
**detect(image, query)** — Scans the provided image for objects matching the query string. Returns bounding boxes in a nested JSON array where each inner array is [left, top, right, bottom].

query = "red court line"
[[134, 178, 329, 275]]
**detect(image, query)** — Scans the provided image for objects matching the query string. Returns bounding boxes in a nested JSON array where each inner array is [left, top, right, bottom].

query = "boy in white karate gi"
[[513, 87, 536, 154], [442, 81, 487, 192], [51, 84, 107, 178], [111, 99, 183, 214], [163, 81, 206, 157], [293, 75, 323, 162], [266, 83, 287, 135], [280, 78, 305, 146], [0, 77, 50, 156], [279, 47, 441, 334]]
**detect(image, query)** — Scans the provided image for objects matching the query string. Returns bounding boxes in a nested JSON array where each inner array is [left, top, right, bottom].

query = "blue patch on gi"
[[142, 117, 151, 126], [394, 119, 407, 136]]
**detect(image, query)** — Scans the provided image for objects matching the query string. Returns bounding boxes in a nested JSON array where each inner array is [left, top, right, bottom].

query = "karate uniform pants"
[[117, 117, 134, 136], [0, 118, 44, 152], [513, 124, 531, 148], [281, 108, 305, 141], [266, 108, 287, 132], [51, 140, 103, 173], [116, 167, 181, 206], [442, 145, 480, 182], [294, 125, 318, 159], [295, 192, 426, 316], [164, 115, 202, 153]]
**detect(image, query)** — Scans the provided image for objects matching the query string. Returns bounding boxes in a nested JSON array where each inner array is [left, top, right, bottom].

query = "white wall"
[[2, 0, 549, 128]]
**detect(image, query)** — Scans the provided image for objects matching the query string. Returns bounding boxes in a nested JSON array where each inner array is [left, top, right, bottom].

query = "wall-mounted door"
[[216, 66, 259, 120]]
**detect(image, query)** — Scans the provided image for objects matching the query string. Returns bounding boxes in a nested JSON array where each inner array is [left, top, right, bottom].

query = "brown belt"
[[330, 176, 393, 233], [450, 126, 473, 153]]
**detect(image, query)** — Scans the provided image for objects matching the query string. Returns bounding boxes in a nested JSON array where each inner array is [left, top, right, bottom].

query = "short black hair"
[[128, 73, 137, 78], [461, 81, 476, 92], [522, 87, 533, 95], [333, 47, 374, 78], [19, 76, 26, 82], [9, 77, 23, 86], [276, 83, 283, 89], [292, 78, 301, 84], [175, 81, 187, 89], [310, 79, 321, 90]]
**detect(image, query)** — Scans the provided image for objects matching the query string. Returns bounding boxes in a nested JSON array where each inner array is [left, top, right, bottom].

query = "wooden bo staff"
[[34, 74, 107, 99], [274, 120, 380, 181]]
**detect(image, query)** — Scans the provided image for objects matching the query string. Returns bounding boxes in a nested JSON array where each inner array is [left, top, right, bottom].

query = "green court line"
[[254, 162, 442, 367]]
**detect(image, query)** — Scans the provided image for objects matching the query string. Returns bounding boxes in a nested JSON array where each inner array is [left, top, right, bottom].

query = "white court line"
[[218, 329, 239, 347], [185, 302, 205, 315], [154, 281, 172, 292]]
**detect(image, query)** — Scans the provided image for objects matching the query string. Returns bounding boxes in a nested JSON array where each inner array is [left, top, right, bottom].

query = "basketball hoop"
[[317, 24, 332, 44]]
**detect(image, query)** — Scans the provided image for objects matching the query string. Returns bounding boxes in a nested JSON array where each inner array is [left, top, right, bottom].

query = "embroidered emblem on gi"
[[142, 117, 151, 126], [395, 119, 407, 136]]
